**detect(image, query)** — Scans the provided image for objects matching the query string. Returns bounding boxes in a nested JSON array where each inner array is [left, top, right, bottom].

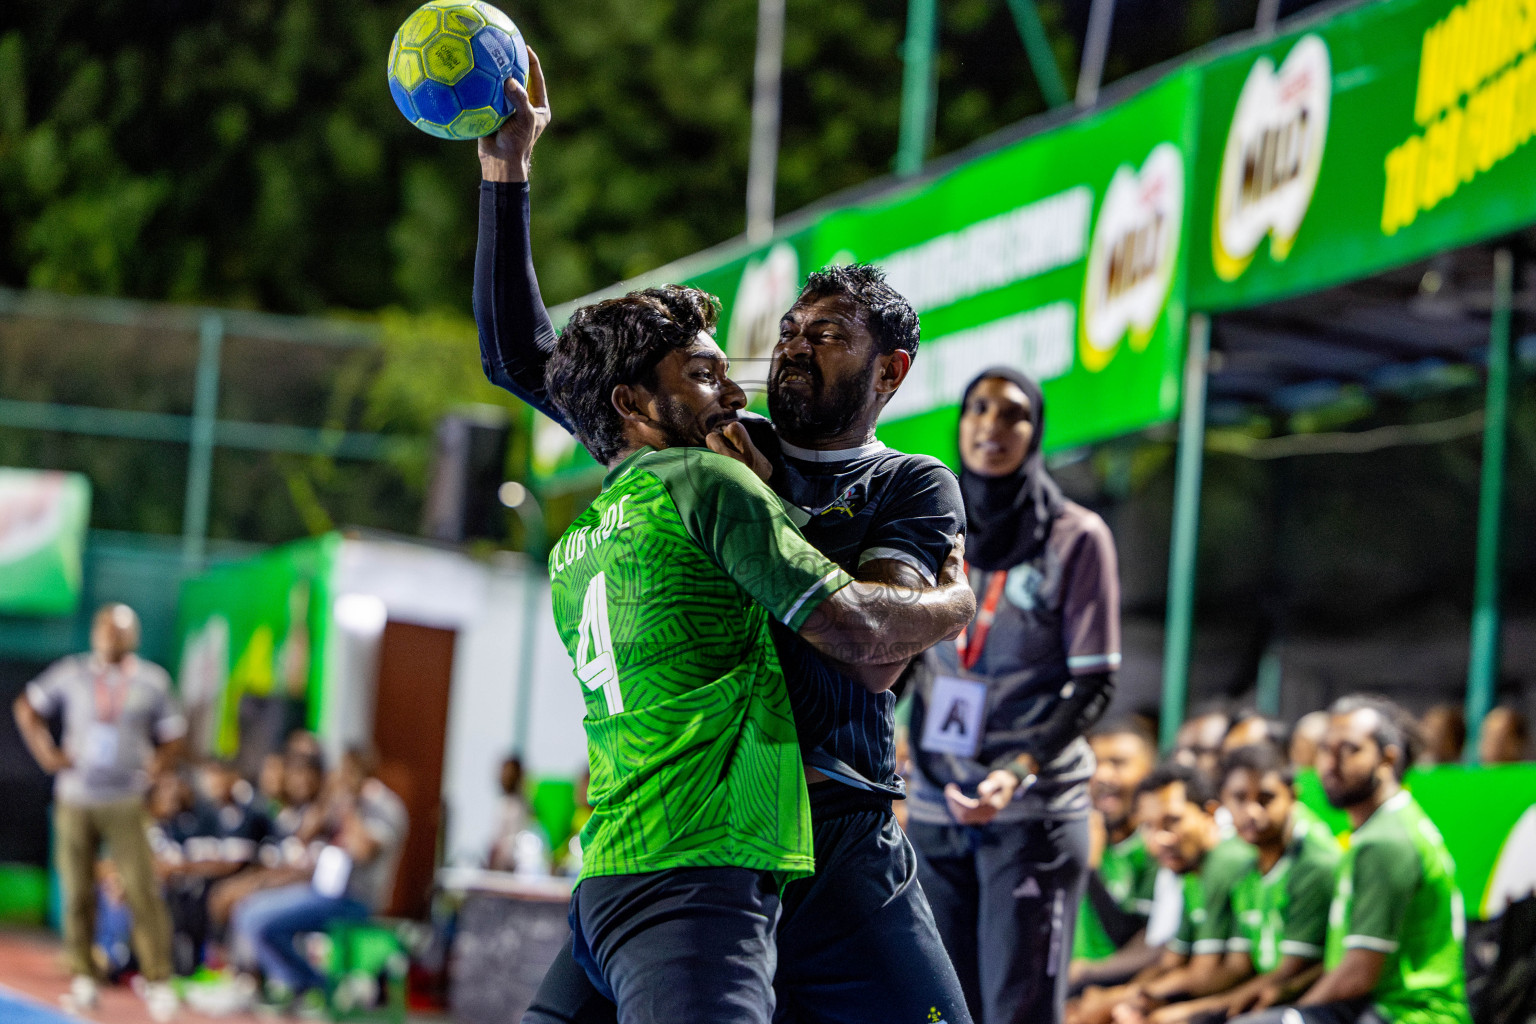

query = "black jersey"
[[474, 181, 963, 792], [740, 418, 963, 789]]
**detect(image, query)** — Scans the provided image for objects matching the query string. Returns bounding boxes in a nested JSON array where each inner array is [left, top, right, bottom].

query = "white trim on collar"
[[779, 438, 887, 463]]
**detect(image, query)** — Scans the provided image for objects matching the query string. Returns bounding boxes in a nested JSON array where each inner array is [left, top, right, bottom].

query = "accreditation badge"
[[82, 723, 120, 769], [919, 675, 988, 759]]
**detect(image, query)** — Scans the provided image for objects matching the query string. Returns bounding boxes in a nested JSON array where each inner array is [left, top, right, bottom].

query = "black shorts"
[[568, 866, 780, 1024], [772, 785, 973, 1024], [523, 786, 972, 1024]]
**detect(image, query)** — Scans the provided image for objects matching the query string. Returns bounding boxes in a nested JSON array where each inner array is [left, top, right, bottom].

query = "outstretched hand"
[[479, 48, 550, 182]]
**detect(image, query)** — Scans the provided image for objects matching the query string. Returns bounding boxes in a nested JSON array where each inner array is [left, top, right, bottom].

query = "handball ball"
[[388, 1, 529, 140]]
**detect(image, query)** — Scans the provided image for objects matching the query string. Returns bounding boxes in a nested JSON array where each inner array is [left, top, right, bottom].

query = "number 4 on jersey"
[[577, 571, 623, 716]]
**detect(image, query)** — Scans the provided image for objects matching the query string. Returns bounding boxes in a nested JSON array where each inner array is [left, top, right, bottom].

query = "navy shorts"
[[523, 787, 972, 1024], [567, 866, 780, 1024]]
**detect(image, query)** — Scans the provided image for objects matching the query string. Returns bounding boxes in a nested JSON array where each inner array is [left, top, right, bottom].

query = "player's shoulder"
[[1209, 835, 1260, 876], [871, 448, 963, 506], [640, 445, 764, 487], [638, 447, 782, 523]]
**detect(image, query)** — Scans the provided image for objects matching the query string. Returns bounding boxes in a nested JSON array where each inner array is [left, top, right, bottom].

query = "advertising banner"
[[0, 468, 91, 616], [176, 534, 338, 758], [1190, 0, 1536, 310], [815, 71, 1196, 466]]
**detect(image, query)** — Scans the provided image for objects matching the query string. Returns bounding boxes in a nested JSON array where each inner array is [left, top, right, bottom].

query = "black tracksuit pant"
[[908, 816, 1089, 1024]]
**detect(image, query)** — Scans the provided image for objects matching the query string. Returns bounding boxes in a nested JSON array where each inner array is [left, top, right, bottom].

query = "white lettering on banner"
[[885, 303, 1075, 421], [879, 187, 1093, 314]]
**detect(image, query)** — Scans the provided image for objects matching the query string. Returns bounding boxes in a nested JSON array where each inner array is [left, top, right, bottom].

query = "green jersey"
[[1325, 790, 1472, 1024], [1074, 830, 1158, 960], [549, 447, 853, 882], [1227, 803, 1341, 972], [1168, 836, 1257, 957]]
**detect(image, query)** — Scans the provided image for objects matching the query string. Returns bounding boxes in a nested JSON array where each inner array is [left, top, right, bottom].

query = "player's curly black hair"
[[797, 263, 920, 357], [545, 285, 722, 466]]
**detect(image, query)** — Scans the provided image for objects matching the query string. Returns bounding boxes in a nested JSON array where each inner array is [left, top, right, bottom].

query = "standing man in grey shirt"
[[13, 603, 186, 1020]]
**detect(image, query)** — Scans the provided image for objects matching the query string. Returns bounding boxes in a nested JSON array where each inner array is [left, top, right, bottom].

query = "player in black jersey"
[[474, 65, 975, 1024]]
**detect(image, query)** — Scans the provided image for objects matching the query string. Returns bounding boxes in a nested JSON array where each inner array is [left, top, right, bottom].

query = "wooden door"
[[372, 621, 455, 919]]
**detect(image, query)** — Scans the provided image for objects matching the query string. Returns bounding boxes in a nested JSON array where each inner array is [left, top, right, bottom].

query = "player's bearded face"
[[1317, 712, 1388, 808], [769, 295, 881, 441], [643, 338, 746, 449]]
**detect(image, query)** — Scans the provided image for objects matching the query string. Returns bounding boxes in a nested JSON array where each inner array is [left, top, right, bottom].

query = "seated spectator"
[[487, 754, 533, 872], [1071, 719, 1160, 988], [1480, 706, 1529, 765], [1173, 703, 1232, 781], [153, 760, 271, 974], [1290, 712, 1329, 771], [207, 746, 325, 930], [1416, 705, 1465, 766], [1129, 744, 1340, 1023], [1222, 710, 1290, 757], [1067, 763, 1255, 1024], [231, 747, 407, 1011], [1230, 695, 1472, 1024], [256, 751, 287, 817]]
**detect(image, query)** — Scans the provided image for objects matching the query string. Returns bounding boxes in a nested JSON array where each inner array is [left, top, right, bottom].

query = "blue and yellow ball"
[[387, 1, 529, 140]]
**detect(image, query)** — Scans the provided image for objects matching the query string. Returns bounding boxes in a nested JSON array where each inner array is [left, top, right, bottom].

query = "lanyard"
[[92, 661, 130, 724], [954, 568, 1007, 672]]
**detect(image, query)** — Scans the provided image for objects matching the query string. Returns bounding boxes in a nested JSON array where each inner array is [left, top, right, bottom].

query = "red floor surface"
[[0, 928, 267, 1023]]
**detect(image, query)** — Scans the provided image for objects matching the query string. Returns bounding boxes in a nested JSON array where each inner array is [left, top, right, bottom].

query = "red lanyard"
[[955, 568, 1007, 672], [93, 661, 129, 724]]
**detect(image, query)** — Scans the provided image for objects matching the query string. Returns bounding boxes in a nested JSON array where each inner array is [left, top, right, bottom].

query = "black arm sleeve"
[[1086, 867, 1149, 948], [989, 670, 1115, 770], [472, 180, 568, 429]]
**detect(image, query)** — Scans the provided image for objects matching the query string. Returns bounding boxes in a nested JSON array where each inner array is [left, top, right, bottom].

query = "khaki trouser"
[[55, 799, 173, 981]]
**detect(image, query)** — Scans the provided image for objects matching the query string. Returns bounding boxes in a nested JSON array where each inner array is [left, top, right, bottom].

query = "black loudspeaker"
[[421, 409, 511, 543]]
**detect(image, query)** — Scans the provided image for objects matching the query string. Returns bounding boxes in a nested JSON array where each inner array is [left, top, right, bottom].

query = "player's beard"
[[1322, 768, 1379, 809], [768, 358, 875, 442], [653, 394, 710, 450]]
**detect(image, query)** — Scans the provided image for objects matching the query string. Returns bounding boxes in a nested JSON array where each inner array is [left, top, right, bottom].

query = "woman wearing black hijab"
[[906, 367, 1122, 1024]]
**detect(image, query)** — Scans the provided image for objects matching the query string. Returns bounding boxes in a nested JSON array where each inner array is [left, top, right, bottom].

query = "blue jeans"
[[232, 883, 367, 994]]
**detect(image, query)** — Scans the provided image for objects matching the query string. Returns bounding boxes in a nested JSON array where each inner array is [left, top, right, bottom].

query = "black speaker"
[[421, 408, 511, 543]]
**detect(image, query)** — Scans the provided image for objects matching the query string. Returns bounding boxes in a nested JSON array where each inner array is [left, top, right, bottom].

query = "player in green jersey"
[[1130, 743, 1341, 1024], [1069, 763, 1256, 1024], [1231, 696, 1473, 1024], [541, 286, 975, 1024], [1071, 720, 1159, 982]]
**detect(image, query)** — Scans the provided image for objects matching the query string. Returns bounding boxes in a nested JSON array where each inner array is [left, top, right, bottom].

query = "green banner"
[[817, 71, 1196, 466], [1298, 763, 1536, 921], [176, 534, 338, 757], [0, 468, 91, 616], [1190, 0, 1536, 310]]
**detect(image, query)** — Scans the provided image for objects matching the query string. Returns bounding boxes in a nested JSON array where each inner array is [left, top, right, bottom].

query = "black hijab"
[[958, 366, 1065, 571]]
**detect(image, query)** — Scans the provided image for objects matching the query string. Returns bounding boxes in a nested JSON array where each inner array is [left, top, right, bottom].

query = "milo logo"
[[1212, 34, 1331, 281]]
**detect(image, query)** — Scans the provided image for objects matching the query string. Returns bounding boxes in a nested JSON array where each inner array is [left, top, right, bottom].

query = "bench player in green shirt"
[[541, 286, 975, 1024], [1070, 763, 1257, 1024], [1231, 696, 1472, 1024], [1071, 720, 1160, 983], [1132, 743, 1341, 1024]]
